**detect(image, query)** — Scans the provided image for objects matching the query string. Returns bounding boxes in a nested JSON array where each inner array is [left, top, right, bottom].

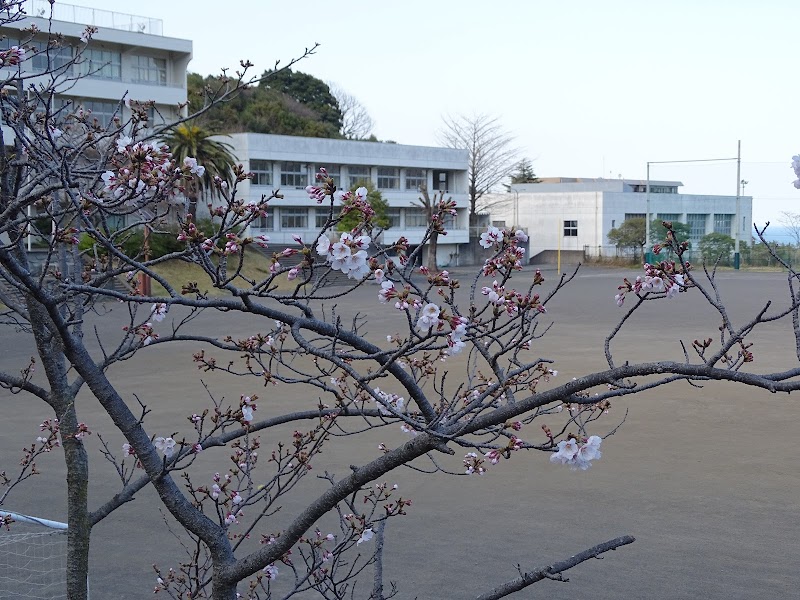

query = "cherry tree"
[[4, 3, 800, 599]]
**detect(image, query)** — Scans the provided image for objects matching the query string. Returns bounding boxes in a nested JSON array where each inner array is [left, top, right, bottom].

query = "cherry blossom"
[[305, 185, 326, 202], [549, 435, 602, 470], [615, 263, 686, 306], [792, 154, 800, 189], [356, 528, 374, 545], [183, 157, 205, 178], [372, 387, 405, 415], [151, 303, 168, 322], [316, 234, 331, 256], [116, 135, 133, 153], [416, 303, 441, 331], [485, 449, 501, 465], [0, 45, 25, 66], [463, 452, 486, 475], [378, 280, 395, 303], [263, 564, 278, 580], [479, 225, 503, 249], [154, 436, 176, 458]]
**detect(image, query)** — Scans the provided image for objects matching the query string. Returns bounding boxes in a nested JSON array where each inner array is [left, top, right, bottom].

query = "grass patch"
[[147, 252, 294, 297]]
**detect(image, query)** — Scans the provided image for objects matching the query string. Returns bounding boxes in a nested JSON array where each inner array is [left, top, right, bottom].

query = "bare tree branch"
[[475, 535, 636, 600]]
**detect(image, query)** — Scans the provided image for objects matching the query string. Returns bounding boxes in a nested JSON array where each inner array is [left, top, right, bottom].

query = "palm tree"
[[162, 123, 236, 220]]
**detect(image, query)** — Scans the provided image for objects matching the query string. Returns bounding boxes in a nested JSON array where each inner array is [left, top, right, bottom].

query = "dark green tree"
[[260, 68, 343, 131], [608, 217, 646, 259], [699, 232, 735, 263], [337, 180, 390, 232], [509, 158, 540, 184], [649, 220, 691, 247]]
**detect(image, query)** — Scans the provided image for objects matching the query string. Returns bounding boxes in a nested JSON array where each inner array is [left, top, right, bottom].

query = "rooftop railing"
[[25, 0, 163, 36]]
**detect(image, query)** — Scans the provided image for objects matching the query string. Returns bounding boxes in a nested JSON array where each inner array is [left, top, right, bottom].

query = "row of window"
[[629, 185, 679, 194], [250, 162, 431, 191], [623, 213, 736, 239], [255, 207, 456, 230], [2, 38, 168, 85]]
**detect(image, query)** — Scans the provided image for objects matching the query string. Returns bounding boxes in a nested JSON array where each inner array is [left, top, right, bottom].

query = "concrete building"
[[489, 177, 753, 263], [0, 1, 192, 132], [224, 133, 470, 267]]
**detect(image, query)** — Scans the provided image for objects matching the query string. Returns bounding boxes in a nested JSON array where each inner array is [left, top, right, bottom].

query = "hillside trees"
[[187, 71, 339, 137], [188, 70, 373, 140]]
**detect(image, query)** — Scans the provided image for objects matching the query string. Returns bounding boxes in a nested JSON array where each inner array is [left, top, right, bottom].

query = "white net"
[[0, 512, 68, 599]]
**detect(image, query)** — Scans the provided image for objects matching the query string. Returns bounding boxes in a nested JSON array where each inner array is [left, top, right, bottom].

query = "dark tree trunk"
[[27, 301, 91, 600]]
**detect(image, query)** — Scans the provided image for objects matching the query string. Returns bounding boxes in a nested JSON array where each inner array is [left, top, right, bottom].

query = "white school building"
[[488, 177, 753, 263]]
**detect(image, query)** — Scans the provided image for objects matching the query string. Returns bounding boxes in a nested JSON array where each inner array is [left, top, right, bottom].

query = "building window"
[[259, 209, 274, 230], [80, 100, 118, 128], [377, 167, 400, 190], [657, 213, 680, 222], [386, 208, 401, 229], [405, 168, 426, 191], [564, 220, 578, 237], [687, 214, 708, 241], [347, 165, 370, 189], [280, 207, 308, 229], [631, 184, 677, 193], [713, 214, 733, 235], [133, 55, 166, 85], [0, 36, 18, 50], [443, 211, 456, 229], [31, 41, 73, 73], [78, 48, 121, 80], [406, 208, 428, 228], [624, 213, 646, 221], [250, 160, 272, 186], [281, 163, 306, 188], [316, 209, 334, 229]]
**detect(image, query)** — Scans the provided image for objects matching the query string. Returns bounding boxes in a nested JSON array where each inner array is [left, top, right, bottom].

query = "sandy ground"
[[2, 265, 800, 599]]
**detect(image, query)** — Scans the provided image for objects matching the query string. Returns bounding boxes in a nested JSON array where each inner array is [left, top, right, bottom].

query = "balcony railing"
[[25, 0, 163, 36]]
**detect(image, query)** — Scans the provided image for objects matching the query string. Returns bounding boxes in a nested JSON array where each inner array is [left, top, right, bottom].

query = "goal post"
[[0, 510, 70, 599]]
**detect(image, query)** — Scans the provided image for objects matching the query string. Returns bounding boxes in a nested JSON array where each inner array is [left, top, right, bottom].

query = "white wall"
[[488, 190, 754, 260]]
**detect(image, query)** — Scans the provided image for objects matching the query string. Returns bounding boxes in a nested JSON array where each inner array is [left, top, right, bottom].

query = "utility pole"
[[645, 163, 651, 263], [644, 150, 739, 265], [734, 140, 742, 270]]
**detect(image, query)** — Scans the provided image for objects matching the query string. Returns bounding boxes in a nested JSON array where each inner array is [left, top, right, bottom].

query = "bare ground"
[[1, 265, 798, 599]]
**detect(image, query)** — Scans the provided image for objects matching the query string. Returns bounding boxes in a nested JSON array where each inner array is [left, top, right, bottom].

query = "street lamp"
[[511, 188, 519, 229]]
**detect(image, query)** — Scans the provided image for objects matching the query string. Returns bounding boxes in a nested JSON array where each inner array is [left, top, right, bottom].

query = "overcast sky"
[[59, 0, 798, 228]]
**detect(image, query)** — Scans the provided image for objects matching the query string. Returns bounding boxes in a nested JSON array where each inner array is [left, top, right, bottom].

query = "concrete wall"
[[487, 190, 754, 259]]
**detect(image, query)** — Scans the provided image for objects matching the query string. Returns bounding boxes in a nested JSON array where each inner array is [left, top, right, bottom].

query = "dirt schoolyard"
[[1, 266, 799, 599]]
